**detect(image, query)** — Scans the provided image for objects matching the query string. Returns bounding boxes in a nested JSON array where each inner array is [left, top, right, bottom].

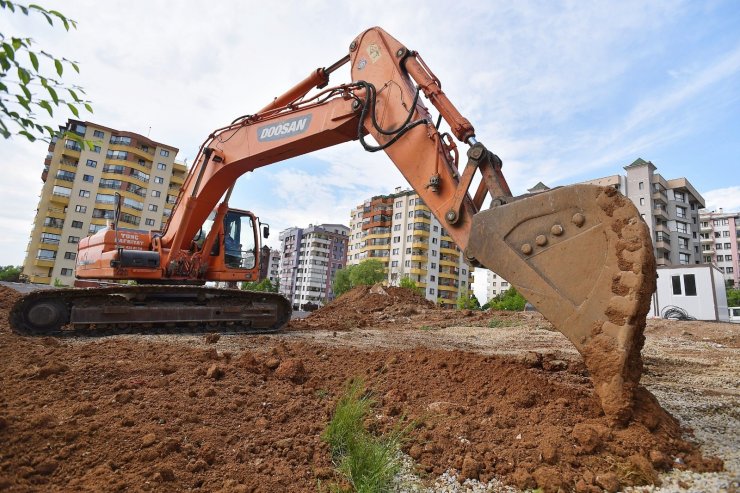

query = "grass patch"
[[322, 378, 404, 493], [419, 325, 439, 331], [488, 317, 517, 328]]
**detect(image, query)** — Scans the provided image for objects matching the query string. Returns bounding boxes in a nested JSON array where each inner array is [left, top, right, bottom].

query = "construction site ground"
[[0, 284, 738, 492]]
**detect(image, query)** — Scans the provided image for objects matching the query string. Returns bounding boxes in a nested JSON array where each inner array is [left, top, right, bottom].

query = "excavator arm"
[[13, 27, 656, 425]]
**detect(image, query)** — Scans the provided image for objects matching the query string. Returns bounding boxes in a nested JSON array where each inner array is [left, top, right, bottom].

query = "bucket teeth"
[[468, 185, 656, 425]]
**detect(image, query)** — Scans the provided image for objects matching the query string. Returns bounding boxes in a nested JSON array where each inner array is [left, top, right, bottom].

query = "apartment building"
[[486, 271, 511, 300], [347, 187, 474, 308], [699, 209, 739, 288], [278, 224, 349, 310], [22, 119, 185, 285], [265, 248, 281, 286], [581, 158, 705, 267]]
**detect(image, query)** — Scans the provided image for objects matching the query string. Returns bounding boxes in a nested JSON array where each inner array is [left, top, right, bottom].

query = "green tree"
[[332, 260, 386, 298], [486, 286, 526, 311], [727, 288, 740, 307], [348, 259, 385, 288], [0, 1, 92, 141], [0, 265, 21, 281], [333, 266, 353, 297], [456, 289, 480, 310], [241, 278, 277, 292], [399, 275, 422, 294]]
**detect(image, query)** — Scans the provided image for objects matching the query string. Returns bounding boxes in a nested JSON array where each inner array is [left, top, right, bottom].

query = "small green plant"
[[488, 317, 516, 328], [315, 388, 330, 400], [52, 277, 65, 287], [419, 325, 438, 331], [398, 275, 422, 294], [322, 379, 404, 493]]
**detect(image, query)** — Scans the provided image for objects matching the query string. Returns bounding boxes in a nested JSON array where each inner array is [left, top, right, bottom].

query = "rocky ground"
[[0, 285, 738, 492]]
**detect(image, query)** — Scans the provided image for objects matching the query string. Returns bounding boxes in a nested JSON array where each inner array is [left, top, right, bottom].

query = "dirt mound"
[[290, 285, 437, 330], [0, 287, 725, 492], [0, 327, 721, 492], [0, 286, 22, 311]]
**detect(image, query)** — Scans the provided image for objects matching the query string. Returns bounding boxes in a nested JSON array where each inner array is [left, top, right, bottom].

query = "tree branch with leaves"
[[0, 0, 92, 141]]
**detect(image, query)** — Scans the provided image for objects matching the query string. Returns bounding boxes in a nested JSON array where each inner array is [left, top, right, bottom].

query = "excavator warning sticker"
[[367, 43, 381, 63], [257, 115, 312, 142]]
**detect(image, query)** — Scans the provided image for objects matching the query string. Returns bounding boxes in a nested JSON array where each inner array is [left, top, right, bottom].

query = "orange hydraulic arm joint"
[[401, 47, 513, 221], [348, 27, 513, 255]]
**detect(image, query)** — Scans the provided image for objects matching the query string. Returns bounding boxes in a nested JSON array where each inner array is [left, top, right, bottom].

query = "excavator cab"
[[223, 210, 256, 269]]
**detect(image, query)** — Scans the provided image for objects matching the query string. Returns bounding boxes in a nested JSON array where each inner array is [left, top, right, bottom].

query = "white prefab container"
[[650, 265, 729, 322]]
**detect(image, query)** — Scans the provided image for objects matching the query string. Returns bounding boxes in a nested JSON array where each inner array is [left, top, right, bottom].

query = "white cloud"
[[704, 186, 740, 212]]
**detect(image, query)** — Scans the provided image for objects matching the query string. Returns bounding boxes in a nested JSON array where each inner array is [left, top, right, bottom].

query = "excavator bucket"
[[467, 184, 656, 425]]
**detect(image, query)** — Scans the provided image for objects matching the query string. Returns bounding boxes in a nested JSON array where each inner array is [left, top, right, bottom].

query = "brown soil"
[[0, 286, 726, 492]]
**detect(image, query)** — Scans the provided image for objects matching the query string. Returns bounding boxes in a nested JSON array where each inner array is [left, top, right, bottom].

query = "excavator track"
[[9, 285, 292, 337]]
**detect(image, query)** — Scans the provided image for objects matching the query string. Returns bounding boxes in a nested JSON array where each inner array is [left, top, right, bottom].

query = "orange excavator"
[[11, 27, 655, 423]]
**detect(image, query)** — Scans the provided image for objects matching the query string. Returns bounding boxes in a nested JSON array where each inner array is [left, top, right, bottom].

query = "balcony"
[[28, 275, 51, 284], [652, 189, 668, 203], [654, 239, 671, 252], [409, 267, 427, 275], [34, 258, 55, 268], [50, 192, 70, 204], [653, 207, 668, 220]]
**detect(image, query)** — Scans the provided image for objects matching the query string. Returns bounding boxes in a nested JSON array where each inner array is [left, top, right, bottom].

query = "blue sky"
[[1, 1, 739, 300]]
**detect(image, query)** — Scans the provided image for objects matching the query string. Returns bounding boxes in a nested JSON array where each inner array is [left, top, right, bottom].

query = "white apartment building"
[[348, 187, 474, 308], [486, 271, 511, 300], [699, 209, 739, 288], [278, 224, 349, 310]]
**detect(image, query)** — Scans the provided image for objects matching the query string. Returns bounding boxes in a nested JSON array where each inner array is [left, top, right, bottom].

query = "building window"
[[395, 201, 402, 208], [639, 197, 645, 206], [71, 220, 83, 229], [393, 224, 401, 231], [676, 206, 686, 219], [726, 255, 733, 262], [430, 275, 436, 282], [151, 190, 161, 197], [37, 249, 56, 260], [674, 191, 685, 202], [391, 261, 398, 267], [60, 268, 73, 276], [462, 269, 467, 275], [148, 204, 158, 212], [154, 176, 164, 184], [638, 181, 644, 190], [75, 205, 87, 213], [431, 263, 436, 269], [145, 218, 155, 226], [93, 130, 104, 138], [92, 145, 101, 153], [157, 162, 167, 170], [727, 267, 734, 274], [683, 274, 697, 296], [725, 243, 731, 250], [86, 159, 97, 168], [83, 174, 94, 182], [68, 236, 80, 243], [429, 288, 435, 295], [431, 250, 437, 257], [678, 253, 690, 265], [159, 150, 170, 157], [676, 222, 688, 234], [79, 190, 90, 198]]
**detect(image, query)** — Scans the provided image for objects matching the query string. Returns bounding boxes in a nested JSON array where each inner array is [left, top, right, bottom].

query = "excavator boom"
[[10, 27, 656, 424]]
